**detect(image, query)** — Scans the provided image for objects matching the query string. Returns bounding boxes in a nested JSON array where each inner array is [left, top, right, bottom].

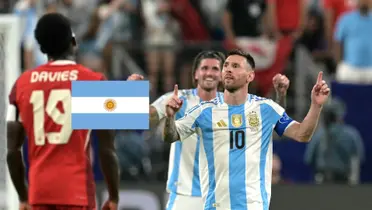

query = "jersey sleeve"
[[151, 92, 173, 120], [175, 104, 202, 141], [97, 72, 106, 80], [275, 112, 295, 136], [7, 82, 20, 122], [80, 66, 106, 81], [264, 100, 295, 137]]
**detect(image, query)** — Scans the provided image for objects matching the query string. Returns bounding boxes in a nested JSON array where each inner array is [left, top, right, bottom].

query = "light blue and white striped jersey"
[[175, 95, 294, 210], [152, 89, 224, 197]]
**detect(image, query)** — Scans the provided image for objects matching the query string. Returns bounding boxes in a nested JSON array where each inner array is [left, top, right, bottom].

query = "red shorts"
[[32, 205, 94, 210]]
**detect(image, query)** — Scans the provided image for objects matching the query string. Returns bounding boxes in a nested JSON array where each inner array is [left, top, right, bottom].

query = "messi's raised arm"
[[282, 105, 322, 142], [283, 72, 330, 142]]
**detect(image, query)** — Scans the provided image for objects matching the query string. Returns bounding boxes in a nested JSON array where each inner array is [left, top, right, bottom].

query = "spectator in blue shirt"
[[333, 0, 372, 84]]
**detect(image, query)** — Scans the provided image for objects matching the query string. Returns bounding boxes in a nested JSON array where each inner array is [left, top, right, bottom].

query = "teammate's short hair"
[[227, 49, 255, 70], [35, 13, 74, 58], [191, 51, 226, 86]]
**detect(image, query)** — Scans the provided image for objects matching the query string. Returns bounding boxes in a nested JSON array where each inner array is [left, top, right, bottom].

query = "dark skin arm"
[[95, 130, 120, 203], [93, 73, 138, 203], [7, 121, 28, 202]]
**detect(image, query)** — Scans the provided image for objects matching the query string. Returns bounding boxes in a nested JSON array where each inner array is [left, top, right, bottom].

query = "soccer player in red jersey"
[[6, 13, 125, 210]]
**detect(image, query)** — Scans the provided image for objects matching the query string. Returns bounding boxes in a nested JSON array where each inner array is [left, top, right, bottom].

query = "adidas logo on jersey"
[[216, 120, 227, 128]]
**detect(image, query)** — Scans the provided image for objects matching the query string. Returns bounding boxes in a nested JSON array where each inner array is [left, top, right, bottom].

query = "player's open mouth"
[[224, 74, 234, 80]]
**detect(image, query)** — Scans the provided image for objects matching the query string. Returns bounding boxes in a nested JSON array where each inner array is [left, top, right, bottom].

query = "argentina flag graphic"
[[71, 81, 149, 129]]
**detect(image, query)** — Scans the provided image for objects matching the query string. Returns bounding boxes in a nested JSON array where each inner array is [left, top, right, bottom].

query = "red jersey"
[[323, 0, 356, 31], [170, 0, 210, 41], [267, 0, 301, 31], [8, 60, 105, 207]]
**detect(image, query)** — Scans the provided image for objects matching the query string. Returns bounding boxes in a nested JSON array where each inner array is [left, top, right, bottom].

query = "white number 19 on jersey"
[[29, 89, 72, 146]]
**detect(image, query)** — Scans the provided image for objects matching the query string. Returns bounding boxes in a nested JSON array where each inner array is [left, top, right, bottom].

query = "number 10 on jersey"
[[230, 130, 245, 149]]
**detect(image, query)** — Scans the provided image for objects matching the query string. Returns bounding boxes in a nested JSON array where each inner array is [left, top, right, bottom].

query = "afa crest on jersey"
[[248, 111, 259, 128], [104, 99, 117, 112], [231, 114, 243, 128]]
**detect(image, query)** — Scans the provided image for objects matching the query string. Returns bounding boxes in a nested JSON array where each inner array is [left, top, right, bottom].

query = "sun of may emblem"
[[104, 99, 117, 112]]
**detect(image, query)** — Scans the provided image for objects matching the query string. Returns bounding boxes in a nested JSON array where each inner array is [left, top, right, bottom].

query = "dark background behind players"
[[2, 0, 372, 209], [7, 13, 119, 209]]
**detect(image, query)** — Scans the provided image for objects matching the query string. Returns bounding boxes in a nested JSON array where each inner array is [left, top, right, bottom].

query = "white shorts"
[[166, 193, 203, 210], [336, 62, 372, 84]]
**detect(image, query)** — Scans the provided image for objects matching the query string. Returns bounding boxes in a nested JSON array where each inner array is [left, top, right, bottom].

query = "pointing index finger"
[[317, 71, 323, 84], [174, 84, 178, 96]]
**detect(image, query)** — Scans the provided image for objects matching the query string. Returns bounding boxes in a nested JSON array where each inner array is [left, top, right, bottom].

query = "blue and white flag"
[[71, 81, 149, 129]]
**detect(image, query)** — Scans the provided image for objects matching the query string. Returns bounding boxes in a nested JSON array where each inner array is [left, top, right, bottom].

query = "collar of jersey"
[[49, 60, 76, 65]]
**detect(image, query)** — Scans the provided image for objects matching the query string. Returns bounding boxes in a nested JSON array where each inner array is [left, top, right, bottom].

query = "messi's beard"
[[224, 85, 239, 93], [224, 80, 247, 93]]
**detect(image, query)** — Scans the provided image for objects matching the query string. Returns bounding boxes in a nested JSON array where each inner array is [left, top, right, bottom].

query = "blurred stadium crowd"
[[2, 0, 372, 185]]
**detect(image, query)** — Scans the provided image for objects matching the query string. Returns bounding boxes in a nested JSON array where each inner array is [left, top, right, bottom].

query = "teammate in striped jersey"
[[150, 51, 290, 210], [163, 49, 330, 210]]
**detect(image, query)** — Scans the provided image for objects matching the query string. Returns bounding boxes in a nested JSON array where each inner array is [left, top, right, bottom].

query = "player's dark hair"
[[227, 49, 255, 70], [35, 13, 75, 59], [191, 51, 226, 86]]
